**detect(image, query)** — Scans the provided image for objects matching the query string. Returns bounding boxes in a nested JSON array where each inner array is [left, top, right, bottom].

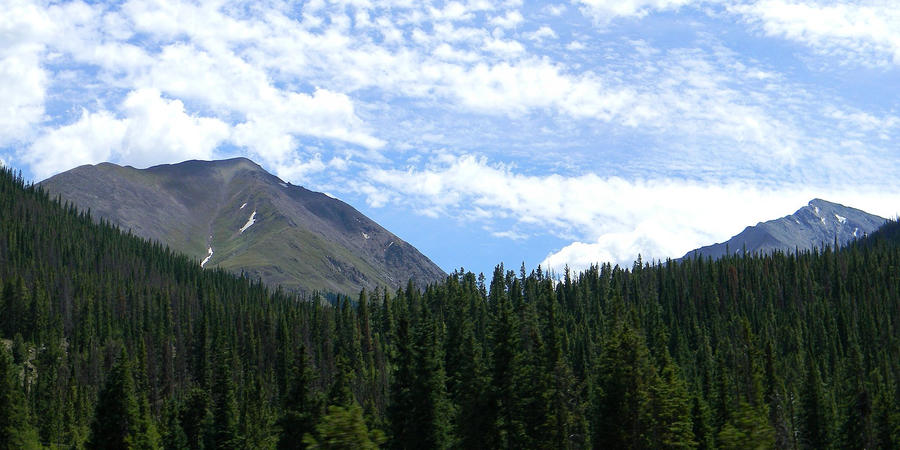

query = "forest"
[[1, 164, 898, 449]]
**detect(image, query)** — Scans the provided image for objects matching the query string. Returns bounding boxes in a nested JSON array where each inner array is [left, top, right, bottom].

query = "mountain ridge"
[[40, 157, 446, 295], [682, 198, 886, 260]]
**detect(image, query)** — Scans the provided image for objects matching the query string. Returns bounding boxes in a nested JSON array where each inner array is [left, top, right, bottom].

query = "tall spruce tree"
[[85, 349, 143, 450], [0, 343, 40, 449], [211, 348, 240, 449], [277, 345, 322, 449]]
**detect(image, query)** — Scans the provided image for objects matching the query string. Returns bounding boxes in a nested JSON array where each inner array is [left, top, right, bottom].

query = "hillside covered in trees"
[[1, 165, 898, 449]]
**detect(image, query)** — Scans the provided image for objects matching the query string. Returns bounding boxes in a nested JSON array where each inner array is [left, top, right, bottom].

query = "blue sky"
[[2, 0, 900, 278]]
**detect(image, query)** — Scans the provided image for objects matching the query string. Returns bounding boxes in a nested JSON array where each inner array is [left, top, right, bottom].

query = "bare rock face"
[[41, 158, 446, 295], [683, 199, 886, 260]]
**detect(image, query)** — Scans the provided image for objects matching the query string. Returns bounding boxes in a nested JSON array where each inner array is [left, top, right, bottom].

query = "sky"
[[2, 0, 900, 278]]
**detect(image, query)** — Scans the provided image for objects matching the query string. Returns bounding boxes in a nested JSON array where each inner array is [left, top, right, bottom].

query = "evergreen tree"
[[303, 403, 386, 449], [210, 348, 240, 449], [85, 349, 142, 449], [798, 357, 829, 449], [162, 399, 189, 450], [648, 353, 696, 448], [180, 388, 212, 450], [592, 322, 656, 449], [0, 344, 40, 449], [277, 345, 323, 449], [486, 268, 526, 449]]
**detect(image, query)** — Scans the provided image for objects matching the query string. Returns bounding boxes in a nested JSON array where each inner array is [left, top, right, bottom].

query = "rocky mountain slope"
[[40, 158, 446, 294], [683, 198, 886, 260]]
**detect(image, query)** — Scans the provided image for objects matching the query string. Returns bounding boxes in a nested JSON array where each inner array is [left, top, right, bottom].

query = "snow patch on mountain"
[[201, 247, 213, 267], [240, 202, 247, 210], [240, 211, 257, 233], [835, 214, 846, 224]]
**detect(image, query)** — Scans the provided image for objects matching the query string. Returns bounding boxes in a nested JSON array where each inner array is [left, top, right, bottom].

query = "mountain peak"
[[684, 199, 886, 260], [40, 158, 446, 294], [808, 198, 836, 208]]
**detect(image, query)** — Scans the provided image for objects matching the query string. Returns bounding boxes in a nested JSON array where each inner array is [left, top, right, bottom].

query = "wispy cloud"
[[578, 0, 697, 23], [357, 153, 900, 271], [731, 0, 900, 67]]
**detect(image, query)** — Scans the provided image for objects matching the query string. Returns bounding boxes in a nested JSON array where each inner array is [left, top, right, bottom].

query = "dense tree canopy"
[[1, 166, 898, 448]]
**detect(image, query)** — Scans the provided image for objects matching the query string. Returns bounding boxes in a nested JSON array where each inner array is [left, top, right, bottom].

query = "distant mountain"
[[40, 158, 445, 294], [683, 198, 886, 260]]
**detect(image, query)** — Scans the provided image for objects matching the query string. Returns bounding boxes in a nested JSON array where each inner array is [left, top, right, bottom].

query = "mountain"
[[683, 198, 886, 260], [40, 157, 445, 294]]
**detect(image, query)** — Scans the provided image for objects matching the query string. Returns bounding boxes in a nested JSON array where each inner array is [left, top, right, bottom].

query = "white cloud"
[[525, 26, 558, 42], [544, 4, 567, 16], [429, 2, 474, 22], [0, 45, 46, 146], [359, 153, 900, 272], [489, 10, 523, 29], [117, 88, 230, 167], [25, 89, 230, 179], [732, 0, 900, 66], [25, 109, 126, 180], [0, 0, 51, 146], [824, 106, 900, 139], [579, 0, 695, 23], [3, 0, 803, 166]]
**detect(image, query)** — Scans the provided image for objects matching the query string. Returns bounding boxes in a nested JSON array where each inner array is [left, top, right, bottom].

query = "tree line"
[[1, 166, 898, 448]]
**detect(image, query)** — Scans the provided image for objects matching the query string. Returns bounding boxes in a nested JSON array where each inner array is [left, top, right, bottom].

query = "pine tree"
[[162, 399, 189, 450], [180, 388, 212, 450], [648, 353, 696, 449], [798, 357, 829, 449], [303, 403, 386, 449], [690, 393, 714, 450], [210, 348, 240, 449], [85, 349, 142, 450], [0, 343, 40, 449], [277, 345, 322, 449], [592, 322, 656, 449], [408, 310, 453, 449], [486, 269, 526, 449]]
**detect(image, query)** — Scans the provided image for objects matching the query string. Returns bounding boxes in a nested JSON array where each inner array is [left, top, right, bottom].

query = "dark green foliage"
[[85, 349, 143, 449], [277, 346, 323, 450], [1, 166, 900, 449], [302, 403, 386, 449], [799, 357, 829, 449], [0, 343, 40, 449], [211, 349, 240, 449], [180, 388, 212, 449]]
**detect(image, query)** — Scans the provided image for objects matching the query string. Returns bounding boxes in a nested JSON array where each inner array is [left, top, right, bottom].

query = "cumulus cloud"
[[0, 0, 51, 146], [26, 110, 126, 180], [25, 89, 229, 179], [525, 26, 558, 42], [0, 46, 46, 146], [490, 10, 524, 29]]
